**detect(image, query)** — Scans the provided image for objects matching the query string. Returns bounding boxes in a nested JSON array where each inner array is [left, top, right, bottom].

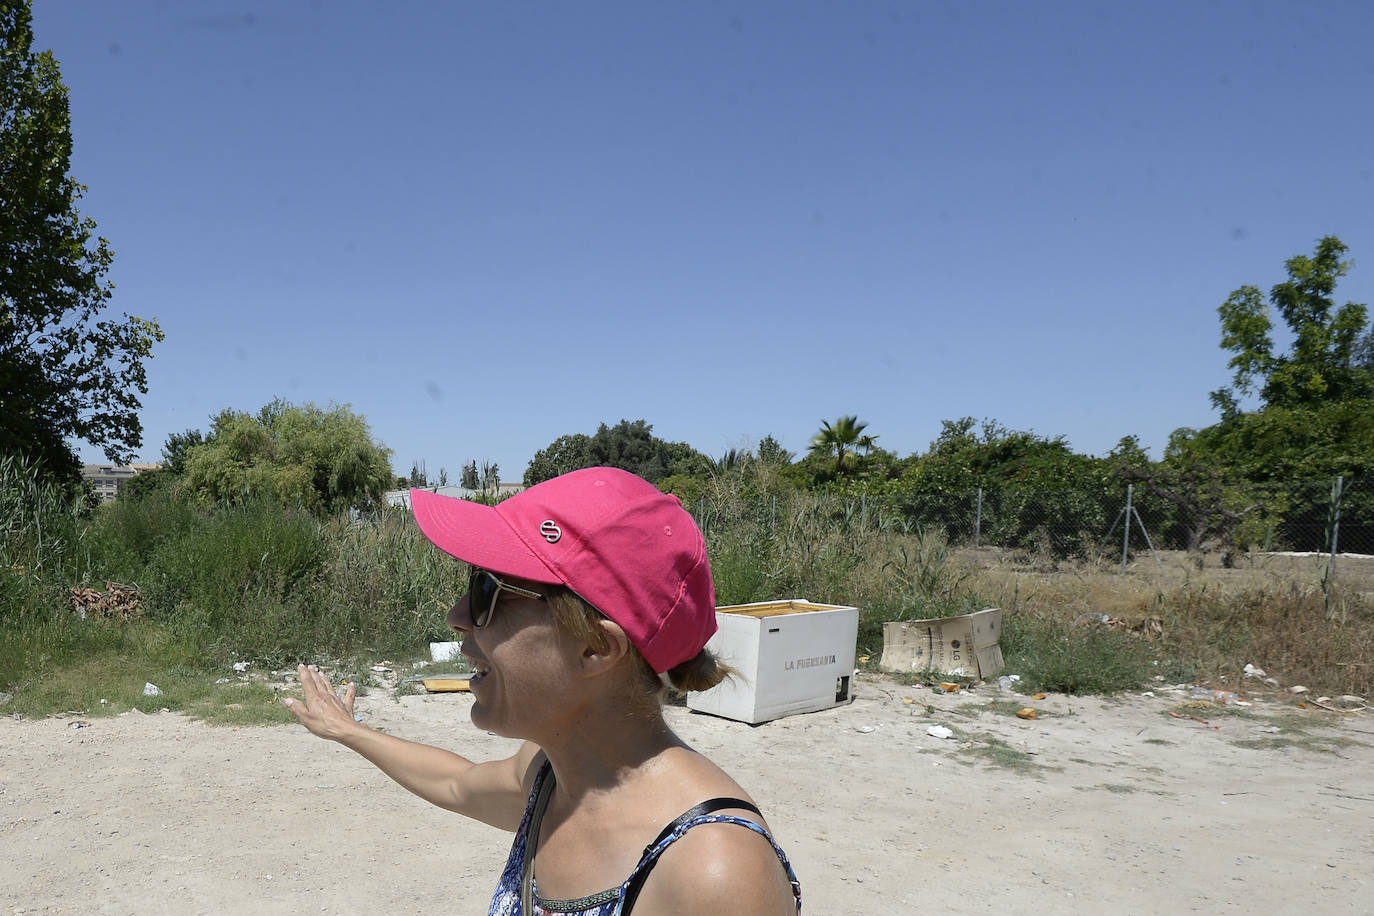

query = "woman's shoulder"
[[631, 811, 799, 916]]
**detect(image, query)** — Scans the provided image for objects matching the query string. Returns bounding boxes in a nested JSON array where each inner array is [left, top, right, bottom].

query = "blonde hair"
[[545, 587, 733, 699]]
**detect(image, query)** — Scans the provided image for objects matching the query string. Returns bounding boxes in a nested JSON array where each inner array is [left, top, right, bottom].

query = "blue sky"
[[33, 1, 1374, 481]]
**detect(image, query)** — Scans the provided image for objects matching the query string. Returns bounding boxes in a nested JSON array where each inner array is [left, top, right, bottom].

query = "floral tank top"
[[487, 761, 802, 915]]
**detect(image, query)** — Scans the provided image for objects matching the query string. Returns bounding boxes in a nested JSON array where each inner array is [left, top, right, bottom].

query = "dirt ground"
[[3, 673, 1372, 915]]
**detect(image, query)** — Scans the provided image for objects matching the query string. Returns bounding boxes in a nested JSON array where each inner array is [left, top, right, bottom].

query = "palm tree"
[[809, 415, 875, 476]]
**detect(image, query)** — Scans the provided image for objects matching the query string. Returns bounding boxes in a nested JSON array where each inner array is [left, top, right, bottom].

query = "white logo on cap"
[[539, 520, 562, 543]]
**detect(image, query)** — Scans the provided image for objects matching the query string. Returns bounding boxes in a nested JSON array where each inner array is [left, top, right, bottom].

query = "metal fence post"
[[1121, 483, 1134, 574], [1329, 475, 1344, 580], [975, 487, 983, 548]]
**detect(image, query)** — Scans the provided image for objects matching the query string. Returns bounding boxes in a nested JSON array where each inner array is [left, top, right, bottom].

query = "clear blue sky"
[[33, 0, 1374, 481]]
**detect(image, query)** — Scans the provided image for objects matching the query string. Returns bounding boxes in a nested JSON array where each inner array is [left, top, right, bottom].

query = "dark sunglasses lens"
[[469, 569, 496, 627]]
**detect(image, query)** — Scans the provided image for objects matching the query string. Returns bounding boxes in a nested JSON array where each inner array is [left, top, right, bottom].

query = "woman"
[[284, 467, 802, 915]]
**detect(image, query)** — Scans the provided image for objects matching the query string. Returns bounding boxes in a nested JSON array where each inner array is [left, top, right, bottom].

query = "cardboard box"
[[687, 600, 859, 724], [879, 608, 1004, 678]]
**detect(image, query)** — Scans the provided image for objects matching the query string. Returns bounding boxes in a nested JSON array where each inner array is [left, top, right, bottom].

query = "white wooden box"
[[686, 599, 859, 724]]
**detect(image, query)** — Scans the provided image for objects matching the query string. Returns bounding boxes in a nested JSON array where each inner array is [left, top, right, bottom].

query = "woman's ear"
[[577, 618, 632, 677]]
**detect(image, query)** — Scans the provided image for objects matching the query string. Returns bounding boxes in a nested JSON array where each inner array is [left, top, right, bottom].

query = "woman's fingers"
[[283, 664, 359, 739]]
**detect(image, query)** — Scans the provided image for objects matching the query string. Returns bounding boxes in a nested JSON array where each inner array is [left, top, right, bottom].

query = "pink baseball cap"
[[410, 467, 716, 673]]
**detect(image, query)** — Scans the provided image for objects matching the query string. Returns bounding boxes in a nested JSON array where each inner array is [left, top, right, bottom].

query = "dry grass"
[[960, 548, 1374, 697]]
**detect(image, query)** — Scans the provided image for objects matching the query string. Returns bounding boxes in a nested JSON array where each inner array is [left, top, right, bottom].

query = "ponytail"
[[664, 648, 735, 694]]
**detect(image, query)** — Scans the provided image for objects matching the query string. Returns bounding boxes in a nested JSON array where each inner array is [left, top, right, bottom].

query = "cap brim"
[[409, 489, 560, 583]]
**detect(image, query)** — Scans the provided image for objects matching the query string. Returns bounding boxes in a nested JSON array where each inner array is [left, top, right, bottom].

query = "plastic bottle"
[[1191, 687, 1240, 706]]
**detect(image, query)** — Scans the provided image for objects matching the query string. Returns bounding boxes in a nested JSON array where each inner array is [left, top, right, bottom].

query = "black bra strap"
[[620, 797, 764, 914]]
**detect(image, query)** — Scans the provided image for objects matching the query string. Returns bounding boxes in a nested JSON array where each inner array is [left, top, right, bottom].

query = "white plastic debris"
[[1243, 663, 1267, 679], [1289, 685, 1309, 695], [857, 725, 876, 734], [142, 682, 162, 697], [926, 725, 954, 740], [232, 661, 251, 673], [431, 641, 462, 662], [1263, 677, 1280, 688]]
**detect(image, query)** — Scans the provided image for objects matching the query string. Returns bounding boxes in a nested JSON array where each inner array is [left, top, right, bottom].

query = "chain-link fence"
[[692, 477, 1373, 563]]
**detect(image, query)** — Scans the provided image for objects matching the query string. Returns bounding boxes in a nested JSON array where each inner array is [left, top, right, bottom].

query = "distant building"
[[81, 463, 160, 503], [385, 482, 524, 509]]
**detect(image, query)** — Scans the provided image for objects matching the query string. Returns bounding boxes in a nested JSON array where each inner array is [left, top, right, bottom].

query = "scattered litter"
[[99, 698, 107, 705], [142, 682, 162, 697], [857, 655, 869, 664], [1032, 693, 1047, 701], [1258, 726, 1280, 734], [1074, 612, 1111, 625], [1016, 707, 1037, 720], [69, 721, 91, 729], [938, 682, 960, 693], [1316, 696, 1331, 705], [215, 677, 231, 684], [1289, 686, 1309, 695], [1263, 677, 1280, 688], [857, 725, 876, 734], [998, 675, 1021, 690], [1141, 691, 1155, 698], [1243, 663, 1267, 679], [926, 725, 954, 740], [901, 697, 914, 704], [316, 783, 336, 789], [67, 582, 144, 620], [1191, 687, 1242, 706], [369, 665, 392, 673], [232, 661, 251, 673], [1169, 711, 1219, 729], [1337, 695, 1367, 706], [0, 692, 11, 706], [931, 685, 947, 694]]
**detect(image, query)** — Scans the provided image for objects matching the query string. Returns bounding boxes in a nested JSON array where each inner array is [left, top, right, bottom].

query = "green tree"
[[0, 2, 163, 481], [480, 460, 500, 495], [161, 428, 205, 476], [461, 460, 479, 489], [181, 399, 393, 512], [1211, 236, 1371, 416], [808, 415, 875, 477], [587, 419, 668, 481], [407, 461, 429, 488], [756, 434, 793, 466], [525, 422, 708, 486], [524, 433, 592, 486]]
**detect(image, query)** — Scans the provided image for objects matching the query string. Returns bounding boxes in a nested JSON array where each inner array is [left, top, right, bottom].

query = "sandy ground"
[[3, 673, 1372, 915]]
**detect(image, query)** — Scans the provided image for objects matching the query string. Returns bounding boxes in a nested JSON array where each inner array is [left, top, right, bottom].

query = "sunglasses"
[[467, 568, 545, 629]]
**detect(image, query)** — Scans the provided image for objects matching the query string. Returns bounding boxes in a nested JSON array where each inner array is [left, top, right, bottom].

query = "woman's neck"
[[539, 702, 688, 802]]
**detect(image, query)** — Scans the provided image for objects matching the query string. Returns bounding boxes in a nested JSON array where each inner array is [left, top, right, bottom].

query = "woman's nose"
[[447, 594, 474, 633]]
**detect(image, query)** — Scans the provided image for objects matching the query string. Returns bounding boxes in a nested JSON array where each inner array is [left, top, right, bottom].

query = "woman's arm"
[[282, 664, 540, 831]]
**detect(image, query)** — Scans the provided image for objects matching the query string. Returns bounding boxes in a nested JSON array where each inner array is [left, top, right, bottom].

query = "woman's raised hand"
[[282, 664, 361, 741]]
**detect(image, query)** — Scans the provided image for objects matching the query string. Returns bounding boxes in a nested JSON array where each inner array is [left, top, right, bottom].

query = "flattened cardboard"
[[880, 607, 1004, 678]]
